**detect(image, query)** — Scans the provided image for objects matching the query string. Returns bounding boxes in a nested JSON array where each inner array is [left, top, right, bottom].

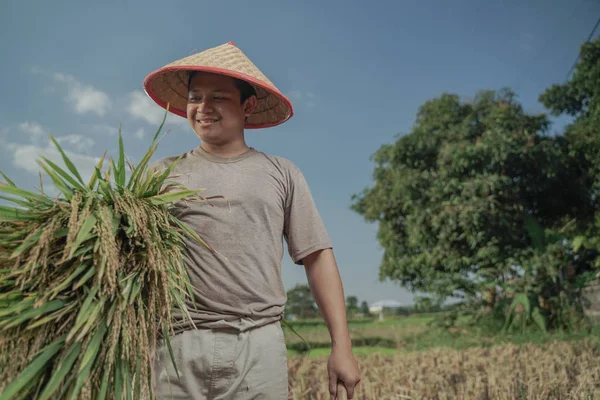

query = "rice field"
[[284, 316, 600, 399], [287, 340, 600, 400]]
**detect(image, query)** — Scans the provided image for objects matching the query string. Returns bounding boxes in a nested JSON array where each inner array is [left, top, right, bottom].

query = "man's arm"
[[303, 248, 361, 400]]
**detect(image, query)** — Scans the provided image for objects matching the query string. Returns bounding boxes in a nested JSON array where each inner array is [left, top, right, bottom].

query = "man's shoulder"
[[149, 151, 192, 172], [253, 150, 301, 176]]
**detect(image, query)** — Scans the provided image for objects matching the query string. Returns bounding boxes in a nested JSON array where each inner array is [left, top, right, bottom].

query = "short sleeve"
[[284, 168, 332, 265]]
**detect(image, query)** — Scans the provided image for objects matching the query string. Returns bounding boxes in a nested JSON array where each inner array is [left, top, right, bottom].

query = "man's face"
[[186, 72, 255, 145]]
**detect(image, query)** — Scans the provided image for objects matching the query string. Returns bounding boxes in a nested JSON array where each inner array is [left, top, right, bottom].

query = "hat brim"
[[143, 66, 294, 129]]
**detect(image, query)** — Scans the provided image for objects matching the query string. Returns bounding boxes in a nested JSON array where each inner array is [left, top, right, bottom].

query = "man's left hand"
[[327, 344, 361, 400]]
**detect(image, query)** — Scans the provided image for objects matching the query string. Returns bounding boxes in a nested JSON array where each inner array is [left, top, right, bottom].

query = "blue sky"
[[1, 0, 598, 306]]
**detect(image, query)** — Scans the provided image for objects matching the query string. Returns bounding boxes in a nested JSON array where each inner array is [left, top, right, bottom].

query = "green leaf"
[[69, 322, 108, 400], [133, 345, 142, 400], [572, 235, 586, 252], [110, 158, 118, 182], [524, 215, 546, 251], [87, 151, 107, 190], [0, 298, 34, 318], [68, 287, 99, 341], [124, 362, 132, 400], [152, 104, 169, 143], [38, 342, 82, 400], [281, 319, 311, 355], [11, 227, 43, 258], [116, 129, 126, 188], [26, 302, 78, 330], [0, 292, 23, 302], [163, 325, 181, 380], [129, 279, 142, 306], [96, 363, 111, 400], [0, 170, 16, 187], [70, 243, 95, 260], [126, 144, 159, 191], [0, 336, 65, 400], [0, 185, 54, 205], [72, 265, 97, 290], [148, 190, 200, 206], [49, 135, 84, 184], [169, 215, 213, 251], [503, 293, 532, 332], [0, 206, 43, 221], [114, 353, 123, 400], [146, 364, 154, 400], [0, 195, 34, 208], [97, 178, 113, 200], [74, 297, 105, 343], [148, 155, 184, 194], [40, 156, 86, 192], [1, 300, 65, 330], [48, 263, 89, 298], [67, 214, 97, 259], [37, 160, 74, 200], [128, 107, 171, 192], [531, 306, 547, 333]]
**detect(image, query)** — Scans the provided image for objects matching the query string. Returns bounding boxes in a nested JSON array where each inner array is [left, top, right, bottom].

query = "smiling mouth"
[[197, 118, 219, 126]]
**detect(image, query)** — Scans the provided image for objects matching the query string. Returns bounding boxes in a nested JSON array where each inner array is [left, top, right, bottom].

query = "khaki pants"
[[153, 321, 289, 399]]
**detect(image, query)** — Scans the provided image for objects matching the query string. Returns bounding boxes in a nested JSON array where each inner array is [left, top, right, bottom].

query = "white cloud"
[[126, 91, 188, 127], [52, 72, 111, 117], [17, 122, 95, 153], [0, 128, 8, 143], [134, 128, 145, 140], [287, 90, 316, 108], [18, 122, 45, 138], [6, 139, 101, 183], [288, 90, 303, 100], [56, 135, 95, 153], [93, 124, 119, 136]]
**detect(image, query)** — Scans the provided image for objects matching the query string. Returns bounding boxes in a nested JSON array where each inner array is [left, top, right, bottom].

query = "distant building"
[[368, 300, 404, 314]]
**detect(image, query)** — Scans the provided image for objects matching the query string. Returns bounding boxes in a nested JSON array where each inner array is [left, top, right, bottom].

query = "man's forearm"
[[303, 249, 352, 348]]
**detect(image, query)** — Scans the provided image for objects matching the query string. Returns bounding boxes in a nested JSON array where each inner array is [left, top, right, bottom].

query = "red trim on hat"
[[142, 65, 294, 129], [227, 41, 236, 46]]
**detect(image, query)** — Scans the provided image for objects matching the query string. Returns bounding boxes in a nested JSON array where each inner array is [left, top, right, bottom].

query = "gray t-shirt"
[[151, 146, 332, 333]]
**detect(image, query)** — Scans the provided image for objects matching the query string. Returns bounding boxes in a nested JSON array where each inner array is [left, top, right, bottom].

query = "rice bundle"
[[0, 116, 207, 399]]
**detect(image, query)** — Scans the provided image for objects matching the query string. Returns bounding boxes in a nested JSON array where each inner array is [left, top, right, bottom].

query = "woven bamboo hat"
[[143, 42, 293, 129]]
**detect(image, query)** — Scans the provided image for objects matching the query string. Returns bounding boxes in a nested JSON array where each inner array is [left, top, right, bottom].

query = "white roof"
[[370, 300, 404, 308]]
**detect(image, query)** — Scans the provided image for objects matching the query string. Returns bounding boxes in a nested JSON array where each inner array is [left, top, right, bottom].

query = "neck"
[[199, 138, 250, 158]]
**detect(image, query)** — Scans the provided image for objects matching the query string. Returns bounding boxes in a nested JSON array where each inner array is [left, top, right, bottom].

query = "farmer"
[[144, 42, 360, 399]]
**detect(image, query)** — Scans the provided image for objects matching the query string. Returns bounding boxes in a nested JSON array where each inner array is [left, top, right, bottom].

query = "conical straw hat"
[[143, 42, 293, 129]]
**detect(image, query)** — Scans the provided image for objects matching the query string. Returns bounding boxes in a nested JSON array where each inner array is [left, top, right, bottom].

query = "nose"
[[196, 98, 214, 114]]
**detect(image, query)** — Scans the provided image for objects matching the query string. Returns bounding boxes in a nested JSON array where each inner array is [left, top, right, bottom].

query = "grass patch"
[[287, 346, 398, 358], [283, 315, 600, 357]]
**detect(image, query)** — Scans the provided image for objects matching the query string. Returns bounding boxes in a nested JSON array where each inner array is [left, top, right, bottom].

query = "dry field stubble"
[[287, 340, 600, 400]]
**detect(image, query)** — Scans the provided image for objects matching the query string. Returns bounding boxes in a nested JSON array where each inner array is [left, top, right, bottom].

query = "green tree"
[[346, 296, 359, 317], [539, 37, 600, 276], [414, 296, 442, 313], [285, 284, 318, 319], [360, 301, 370, 316], [350, 88, 593, 310]]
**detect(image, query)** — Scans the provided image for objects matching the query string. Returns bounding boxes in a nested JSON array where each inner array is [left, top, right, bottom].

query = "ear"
[[243, 96, 257, 118]]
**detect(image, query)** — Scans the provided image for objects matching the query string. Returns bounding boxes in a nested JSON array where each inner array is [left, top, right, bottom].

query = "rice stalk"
[[0, 109, 209, 399]]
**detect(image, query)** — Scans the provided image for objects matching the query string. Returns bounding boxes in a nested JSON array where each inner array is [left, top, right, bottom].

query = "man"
[[144, 42, 360, 399]]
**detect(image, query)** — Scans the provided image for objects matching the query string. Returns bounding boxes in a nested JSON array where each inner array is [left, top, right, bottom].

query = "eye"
[[189, 96, 201, 102]]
